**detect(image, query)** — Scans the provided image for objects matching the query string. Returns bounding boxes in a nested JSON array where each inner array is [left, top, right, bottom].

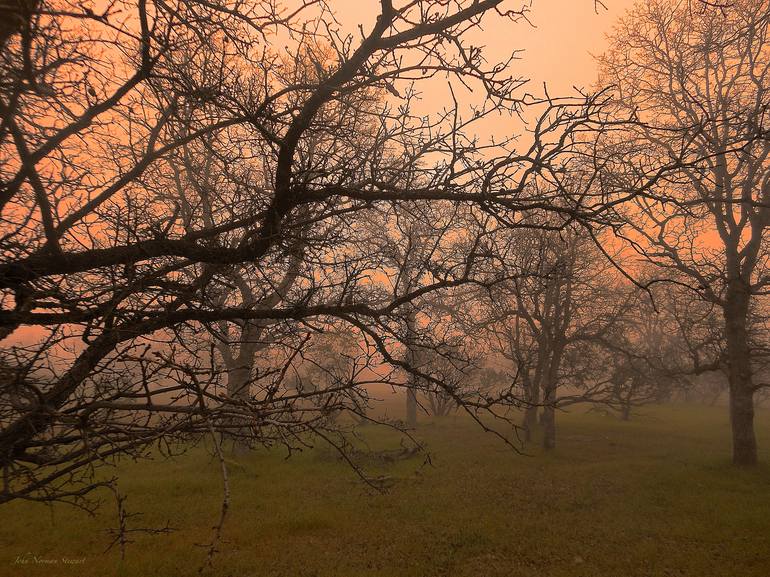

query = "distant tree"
[[487, 226, 630, 448], [289, 327, 372, 425], [382, 208, 475, 427], [601, 288, 693, 420]]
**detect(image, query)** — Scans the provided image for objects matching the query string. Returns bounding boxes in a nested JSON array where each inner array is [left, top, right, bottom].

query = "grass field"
[[2, 404, 770, 577]]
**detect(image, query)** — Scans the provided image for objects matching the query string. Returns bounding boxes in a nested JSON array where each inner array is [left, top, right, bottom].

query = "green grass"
[[2, 404, 770, 576]]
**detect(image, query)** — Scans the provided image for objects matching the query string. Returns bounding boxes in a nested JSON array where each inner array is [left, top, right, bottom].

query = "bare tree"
[[601, 287, 694, 420], [0, 0, 627, 507], [487, 226, 631, 448], [598, 0, 770, 465]]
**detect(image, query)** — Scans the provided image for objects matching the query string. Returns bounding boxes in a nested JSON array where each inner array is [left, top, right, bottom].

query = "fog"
[[1, 0, 770, 575]]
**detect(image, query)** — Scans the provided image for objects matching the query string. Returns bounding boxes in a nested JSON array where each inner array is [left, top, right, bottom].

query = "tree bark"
[[406, 389, 418, 428], [522, 403, 538, 442], [520, 370, 539, 443], [542, 404, 556, 449], [225, 355, 255, 456], [620, 404, 631, 421], [0, 0, 39, 52], [724, 281, 757, 466], [541, 343, 563, 450]]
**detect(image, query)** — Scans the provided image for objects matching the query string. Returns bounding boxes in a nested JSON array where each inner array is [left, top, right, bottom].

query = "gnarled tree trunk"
[[724, 281, 757, 466], [520, 368, 539, 442], [223, 344, 259, 456], [541, 338, 564, 450]]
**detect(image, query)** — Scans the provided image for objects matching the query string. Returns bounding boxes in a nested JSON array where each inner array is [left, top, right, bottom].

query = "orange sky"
[[336, 0, 635, 92], [515, 1, 635, 91], [3, 1, 638, 348]]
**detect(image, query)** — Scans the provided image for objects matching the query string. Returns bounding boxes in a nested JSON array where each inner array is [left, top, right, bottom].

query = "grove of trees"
[[0, 0, 768, 519]]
